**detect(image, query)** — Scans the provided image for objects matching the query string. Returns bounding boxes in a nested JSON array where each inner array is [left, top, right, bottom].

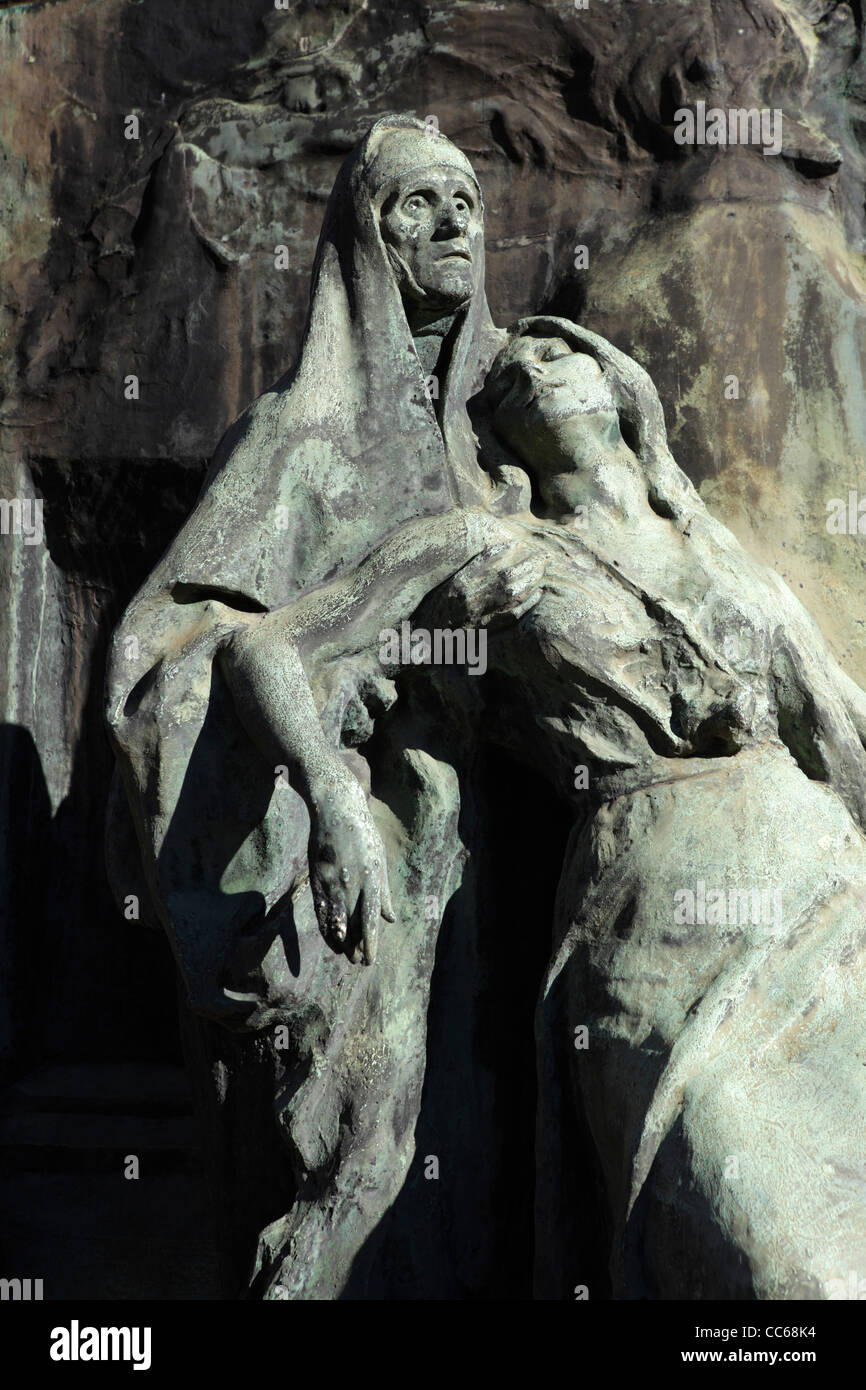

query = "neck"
[[541, 446, 650, 531], [409, 309, 459, 385], [407, 306, 458, 335]]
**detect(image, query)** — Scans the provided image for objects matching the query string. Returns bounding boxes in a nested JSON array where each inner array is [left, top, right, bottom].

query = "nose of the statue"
[[433, 206, 467, 240], [509, 360, 544, 402]]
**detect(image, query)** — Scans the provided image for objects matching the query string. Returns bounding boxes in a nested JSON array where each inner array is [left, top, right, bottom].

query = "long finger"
[[327, 898, 348, 950], [313, 890, 331, 945], [510, 586, 545, 622], [380, 867, 396, 923], [359, 885, 379, 966]]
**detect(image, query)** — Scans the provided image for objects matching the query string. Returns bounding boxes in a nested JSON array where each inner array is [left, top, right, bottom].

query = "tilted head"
[[484, 334, 624, 478], [478, 318, 697, 522]]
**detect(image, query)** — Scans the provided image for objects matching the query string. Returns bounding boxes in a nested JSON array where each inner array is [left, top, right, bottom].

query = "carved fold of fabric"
[[103, 115, 507, 1021], [538, 745, 866, 1299]]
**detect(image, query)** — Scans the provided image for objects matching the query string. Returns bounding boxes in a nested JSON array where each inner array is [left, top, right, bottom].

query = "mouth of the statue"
[[436, 249, 471, 261]]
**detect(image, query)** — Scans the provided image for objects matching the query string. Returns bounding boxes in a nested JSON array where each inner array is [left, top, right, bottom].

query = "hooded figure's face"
[[379, 163, 483, 316]]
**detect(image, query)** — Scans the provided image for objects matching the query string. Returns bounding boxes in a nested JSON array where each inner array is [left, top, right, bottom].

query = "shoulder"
[[207, 380, 289, 477]]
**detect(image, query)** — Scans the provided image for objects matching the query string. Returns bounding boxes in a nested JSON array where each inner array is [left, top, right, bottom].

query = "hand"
[[307, 764, 395, 966], [424, 537, 548, 631]]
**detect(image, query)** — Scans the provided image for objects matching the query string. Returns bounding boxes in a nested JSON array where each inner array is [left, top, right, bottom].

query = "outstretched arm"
[[281, 505, 516, 664], [217, 506, 531, 964], [219, 626, 393, 966]]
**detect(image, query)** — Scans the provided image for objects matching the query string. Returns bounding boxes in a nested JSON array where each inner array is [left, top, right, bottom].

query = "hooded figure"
[[104, 115, 518, 1015], [104, 115, 532, 1297]]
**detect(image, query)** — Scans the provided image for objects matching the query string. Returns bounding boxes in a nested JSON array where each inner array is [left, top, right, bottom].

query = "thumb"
[[380, 866, 396, 923]]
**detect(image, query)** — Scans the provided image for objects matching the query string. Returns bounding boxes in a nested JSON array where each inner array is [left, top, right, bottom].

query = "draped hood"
[[107, 113, 506, 734]]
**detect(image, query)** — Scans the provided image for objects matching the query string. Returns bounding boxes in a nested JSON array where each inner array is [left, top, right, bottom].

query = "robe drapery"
[[463, 317, 866, 1299], [103, 115, 539, 1300], [104, 114, 508, 1021]]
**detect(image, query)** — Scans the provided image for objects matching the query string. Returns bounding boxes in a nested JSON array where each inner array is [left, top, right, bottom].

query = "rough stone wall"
[[2, 0, 865, 1077]]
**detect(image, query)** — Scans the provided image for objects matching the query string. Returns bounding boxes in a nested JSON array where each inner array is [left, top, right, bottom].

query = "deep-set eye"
[[404, 192, 432, 214], [454, 198, 470, 213]]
